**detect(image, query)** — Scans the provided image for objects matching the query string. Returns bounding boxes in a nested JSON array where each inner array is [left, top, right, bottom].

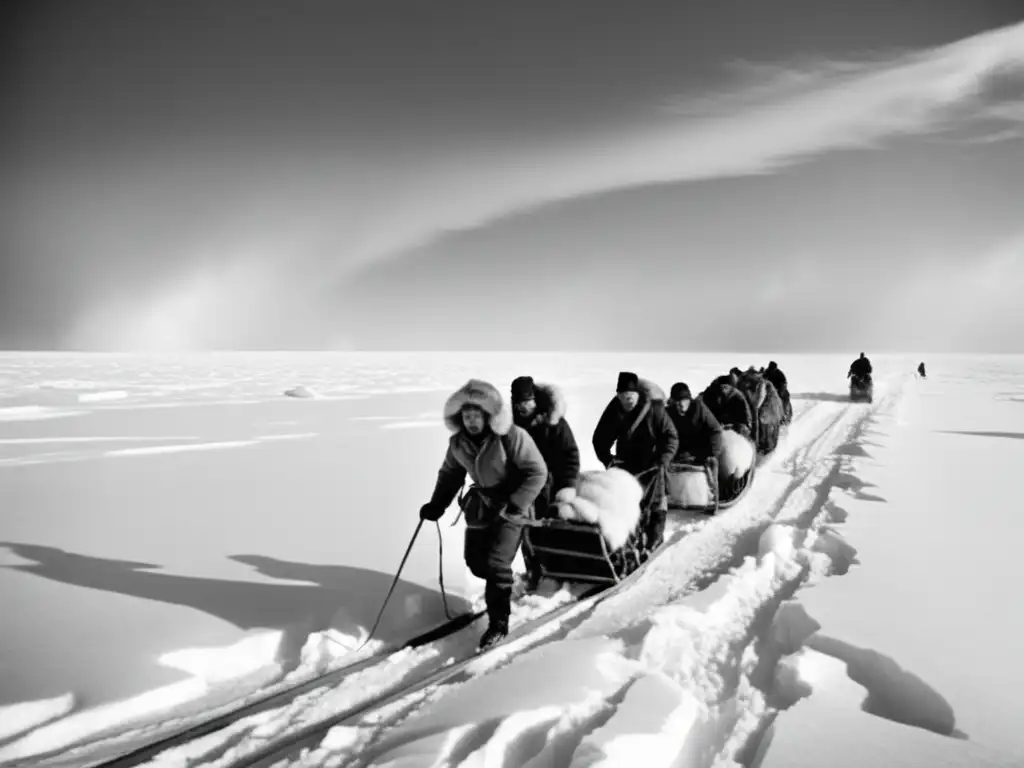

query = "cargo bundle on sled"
[[667, 368, 784, 515], [849, 373, 873, 403], [520, 371, 780, 584], [521, 466, 661, 586], [665, 426, 758, 514], [521, 376, 670, 587]]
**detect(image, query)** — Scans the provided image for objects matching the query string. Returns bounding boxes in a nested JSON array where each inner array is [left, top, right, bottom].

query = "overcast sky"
[[2, 0, 1023, 352]]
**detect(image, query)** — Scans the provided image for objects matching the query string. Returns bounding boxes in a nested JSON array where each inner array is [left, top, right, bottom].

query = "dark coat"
[[667, 398, 724, 463], [702, 378, 754, 434], [428, 380, 548, 516], [848, 356, 873, 379], [764, 366, 789, 399], [592, 391, 679, 473], [513, 383, 580, 496]]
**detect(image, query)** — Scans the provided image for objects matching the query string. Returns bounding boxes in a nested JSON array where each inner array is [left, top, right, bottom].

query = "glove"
[[419, 503, 444, 522]]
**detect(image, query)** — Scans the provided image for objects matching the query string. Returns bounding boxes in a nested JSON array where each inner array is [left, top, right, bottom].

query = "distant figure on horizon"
[[848, 352, 872, 380], [419, 379, 548, 651], [918, 362, 927, 378]]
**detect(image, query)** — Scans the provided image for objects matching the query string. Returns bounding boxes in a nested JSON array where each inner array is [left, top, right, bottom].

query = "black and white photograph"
[[2, 1, 1023, 766]]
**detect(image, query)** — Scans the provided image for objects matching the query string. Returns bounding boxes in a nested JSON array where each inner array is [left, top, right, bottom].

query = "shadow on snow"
[[0, 542, 470, 672], [935, 430, 1024, 442], [791, 392, 852, 404]]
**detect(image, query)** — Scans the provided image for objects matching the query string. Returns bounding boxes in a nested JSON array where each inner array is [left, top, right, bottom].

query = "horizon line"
[[0, 349, 1016, 357]]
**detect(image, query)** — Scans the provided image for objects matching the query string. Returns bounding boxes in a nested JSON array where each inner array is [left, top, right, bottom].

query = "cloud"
[[54, 20, 1024, 349], [332, 21, 1024, 277]]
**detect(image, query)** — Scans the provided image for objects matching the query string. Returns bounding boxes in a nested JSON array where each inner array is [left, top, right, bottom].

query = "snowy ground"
[[1, 352, 1022, 767]]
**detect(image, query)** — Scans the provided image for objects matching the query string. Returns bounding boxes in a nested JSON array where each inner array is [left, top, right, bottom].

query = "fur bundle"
[[719, 429, 756, 479], [638, 378, 666, 404], [553, 468, 644, 551], [666, 469, 712, 507]]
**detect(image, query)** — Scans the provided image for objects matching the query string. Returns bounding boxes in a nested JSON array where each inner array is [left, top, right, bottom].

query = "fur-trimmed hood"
[[525, 382, 568, 426], [442, 379, 513, 436]]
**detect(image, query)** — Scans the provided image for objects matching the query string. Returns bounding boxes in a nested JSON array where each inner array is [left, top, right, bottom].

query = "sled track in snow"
[[8, 387, 893, 768], [202, 391, 895, 768], [4, 613, 496, 768]]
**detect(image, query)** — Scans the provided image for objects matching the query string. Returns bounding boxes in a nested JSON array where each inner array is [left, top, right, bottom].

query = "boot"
[[479, 582, 512, 651], [646, 509, 667, 550]]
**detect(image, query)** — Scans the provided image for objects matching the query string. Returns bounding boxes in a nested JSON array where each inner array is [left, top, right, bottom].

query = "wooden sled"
[[666, 427, 759, 515], [521, 468, 661, 587]]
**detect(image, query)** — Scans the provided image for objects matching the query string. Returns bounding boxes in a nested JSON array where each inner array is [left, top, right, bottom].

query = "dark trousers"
[[465, 516, 525, 623]]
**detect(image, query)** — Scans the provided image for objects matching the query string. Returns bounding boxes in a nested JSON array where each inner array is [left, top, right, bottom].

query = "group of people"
[[416, 362, 789, 651]]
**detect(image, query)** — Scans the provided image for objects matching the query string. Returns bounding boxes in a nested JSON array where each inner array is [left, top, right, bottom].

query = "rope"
[[326, 519, 424, 655], [435, 520, 456, 620], [450, 484, 467, 527], [322, 516, 460, 655]]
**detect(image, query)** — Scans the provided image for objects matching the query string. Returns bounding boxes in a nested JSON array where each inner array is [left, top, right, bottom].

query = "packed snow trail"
[[113, 377, 903, 768], [318, 388, 903, 768]]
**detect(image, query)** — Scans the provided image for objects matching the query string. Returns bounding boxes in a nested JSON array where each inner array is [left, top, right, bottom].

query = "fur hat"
[[442, 379, 513, 435], [670, 382, 692, 401], [510, 376, 536, 403], [616, 371, 640, 393]]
